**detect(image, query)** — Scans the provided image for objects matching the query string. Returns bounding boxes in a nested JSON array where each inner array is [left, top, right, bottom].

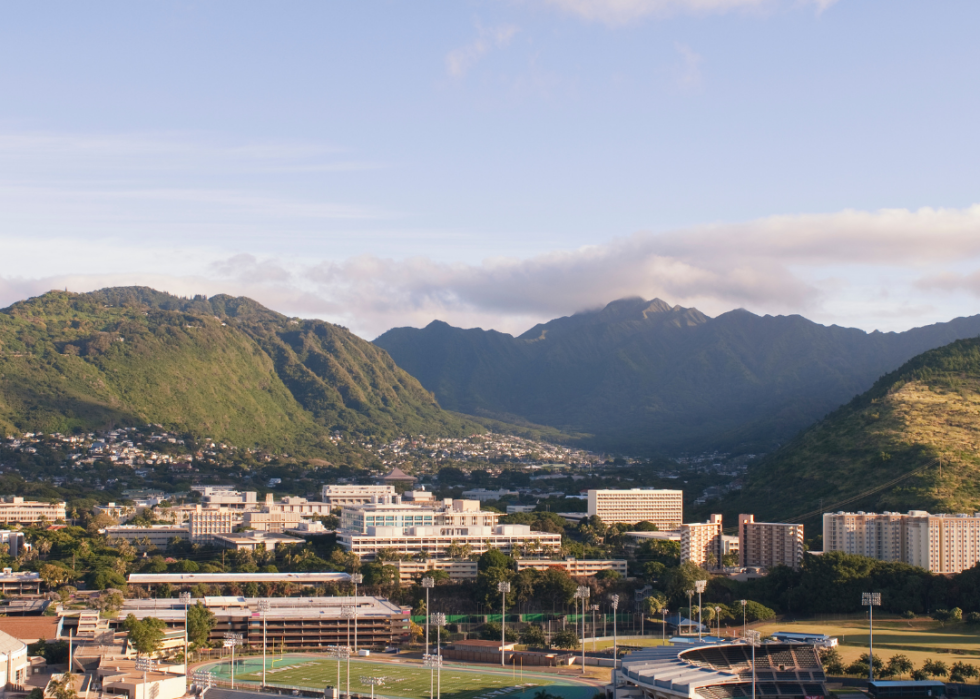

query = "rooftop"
[[128, 571, 351, 584]]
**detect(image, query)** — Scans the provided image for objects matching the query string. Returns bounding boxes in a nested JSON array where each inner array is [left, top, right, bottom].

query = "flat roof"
[[121, 595, 405, 622], [128, 572, 350, 584]]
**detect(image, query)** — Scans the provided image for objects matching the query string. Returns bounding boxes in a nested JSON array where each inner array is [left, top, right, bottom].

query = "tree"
[[921, 659, 949, 678], [820, 648, 845, 676], [551, 629, 579, 650], [520, 624, 546, 647], [949, 662, 979, 684], [40, 563, 72, 589], [742, 600, 776, 622], [634, 521, 658, 532], [478, 548, 512, 571], [480, 621, 517, 642], [49, 672, 77, 699], [122, 615, 166, 657], [187, 602, 216, 648], [886, 655, 913, 680]]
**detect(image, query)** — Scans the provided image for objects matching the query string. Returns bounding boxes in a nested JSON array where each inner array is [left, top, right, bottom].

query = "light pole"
[[422, 576, 435, 658], [685, 589, 695, 636], [740, 600, 747, 638], [351, 573, 363, 653], [329, 645, 350, 699], [361, 676, 386, 699], [222, 633, 242, 689], [590, 604, 599, 650], [434, 612, 446, 699], [342, 605, 355, 699], [192, 670, 214, 698], [611, 595, 619, 699], [661, 607, 667, 641], [136, 657, 155, 699], [258, 599, 270, 687], [423, 653, 442, 699], [498, 581, 511, 667], [695, 579, 707, 641], [575, 586, 589, 674], [179, 591, 191, 687], [863, 592, 881, 681], [714, 606, 721, 637], [745, 629, 761, 699]]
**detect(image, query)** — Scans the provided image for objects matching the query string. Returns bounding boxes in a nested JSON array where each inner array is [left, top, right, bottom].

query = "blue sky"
[[2, 0, 979, 337]]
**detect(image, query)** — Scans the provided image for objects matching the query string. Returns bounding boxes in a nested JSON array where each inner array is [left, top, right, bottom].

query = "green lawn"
[[205, 656, 598, 699]]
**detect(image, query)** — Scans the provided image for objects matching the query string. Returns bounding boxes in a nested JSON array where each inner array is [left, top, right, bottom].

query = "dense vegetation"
[[0, 287, 480, 452], [717, 338, 980, 526], [375, 297, 980, 454]]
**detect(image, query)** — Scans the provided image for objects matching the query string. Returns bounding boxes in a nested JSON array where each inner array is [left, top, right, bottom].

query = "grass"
[[205, 655, 599, 699], [755, 618, 980, 672]]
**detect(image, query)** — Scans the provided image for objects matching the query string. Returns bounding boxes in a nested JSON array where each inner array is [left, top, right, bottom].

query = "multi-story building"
[[461, 488, 519, 501], [93, 502, 137, 523], [0, 498, 66, 525], [0, 532, 28, 558], [201, 489, 260, 511], [680, 514, 723, 569], [213, 531, 305, 551], [392, 558, 479, 584], [338, 498, 561, 560], [0, 569, 41, 595], [127, 571, 350, 592], [823, 510, 980, 574], [118, 594, 408, 650], [187, 507, 239, 544], [104, 525, 189, 550], [738, 514, 805, 570], [242, 511, 304, 533], [587, 489, 683, 529], [320, 485, 395, 507], [515, 558, 628, 577], [265, 496, 334, 517]]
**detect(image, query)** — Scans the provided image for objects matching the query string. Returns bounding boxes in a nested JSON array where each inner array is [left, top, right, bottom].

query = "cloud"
[[674, 43, 703, 89], [540, 0, 839, 24], [446, 24, 520, 78]]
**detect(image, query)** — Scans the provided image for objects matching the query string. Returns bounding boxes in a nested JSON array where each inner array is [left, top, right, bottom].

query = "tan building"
[[242, 510, 304, 532], [0, 498, 66, 525], [266, 495, 334, 517], [737, 514, 804, 570], [822, 511, 905, 562], [0, 628, 31, 694], [321, 484, 395, 506], [104, 525, 188, 550], [393, 558, 479, 583], [680, 514, 723, 569], [93, 502, 136, 523], [515, 558, 628, 577], [94, 658, 187, 699], [187, 507, 239, 544], [213, 531, 305, 551], [587, 489, 683, 529], [0, 569, 41, 596]]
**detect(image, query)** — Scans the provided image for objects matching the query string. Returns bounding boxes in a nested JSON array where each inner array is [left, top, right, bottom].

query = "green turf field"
[[205, 656, 599, 699]]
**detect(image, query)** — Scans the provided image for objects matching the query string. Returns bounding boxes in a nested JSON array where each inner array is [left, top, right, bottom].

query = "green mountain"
[[713, 337, 980, 527], [374, 297, 980, 453], [0, 287, 479, 451]]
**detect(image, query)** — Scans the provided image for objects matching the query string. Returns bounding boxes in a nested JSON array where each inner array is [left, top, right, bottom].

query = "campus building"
[[587, 489, 683, 528], [737, 514, 805, 570], [321, 485, 395, 506], [680, 515, 723, 569], [0, 498, 66, 525], [515, 558, 628, 577], [187, 507, 239, 544], [823, 510, 980, 573], [0, 569, 41, 596], [0, 628, 30, 694], [118, 595, 409, 649], [392, 558, 479, 584], [104, 525, 188, 550]]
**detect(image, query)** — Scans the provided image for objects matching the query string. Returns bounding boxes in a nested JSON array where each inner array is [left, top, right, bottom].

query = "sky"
[[1, 0, 979, 339]]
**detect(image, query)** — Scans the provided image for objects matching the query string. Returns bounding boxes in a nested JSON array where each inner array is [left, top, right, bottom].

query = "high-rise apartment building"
[[587, 489, 683, 528], [680, 514, 723, 568], [823, 510, 980, 574], [737, 514, 805, 570]]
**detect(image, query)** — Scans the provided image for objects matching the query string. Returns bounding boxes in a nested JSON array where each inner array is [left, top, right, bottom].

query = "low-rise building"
[[0, 497, 66, 525], [104, 525, 188, 550], [515, 558, 628, 577], [0, 531, 28, 558], [680, 514, 723, 569], [187, 507, 239, 544], [321, 485, 395, 507], [93, 502, 137, 523], [392, 559, 479, 583], [94, 658, 187, 699], [127, 571, 350, 592], [0, 569, 41, 596], [0, 628, 32, 693], [213, 531, 305, 551], [242, 510, 304, 533]]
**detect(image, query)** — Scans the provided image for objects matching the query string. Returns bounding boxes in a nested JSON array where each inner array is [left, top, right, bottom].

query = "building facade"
[[104, 525, 188, 550], [187, 507, 239, 544], [738, 514, 805, 570], [587, 489, 683, 528], [392, 558, 479, 583], [680, 514, 723, 569], [321, 485, 396, 506], [0, 498, 66, 525], [515, 558, 628, 577]]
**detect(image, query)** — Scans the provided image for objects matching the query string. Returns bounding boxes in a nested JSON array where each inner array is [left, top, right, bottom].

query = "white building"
[[0, 629, 30, 695], [187, 507, 239, 544], [93, 502, 137, 523], [320, 484, 395, 506], [0, 498, 66, 525], [587, 489, 683, 528]]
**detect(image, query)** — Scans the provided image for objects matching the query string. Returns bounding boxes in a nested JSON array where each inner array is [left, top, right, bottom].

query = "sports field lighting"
[[497, 582, 511, 667], [574, 586, 590, 674], [351, 573, 363, 652], [258, 599, 271, 687], [360, 676, 386, 699], [422, 576, 435, 657], [136, 657, 155, 696], [179, 591, 191, 688], [740, 600, 747, 638], [695, 579, 707, 641], [745, 629, 762, 699], [661, 607, 667, 641], [714, 606, 721, 637], [433, 613, 446, 699], [328, 645, 351, 699], [193, 670, 214, 698], [341, 605, 355, 698], [685, 589, 695, 636], [610, 595, 619, 699], [863, 592, 882, 681], [222, 633, 242, 689], [423, 653, 443, 699]]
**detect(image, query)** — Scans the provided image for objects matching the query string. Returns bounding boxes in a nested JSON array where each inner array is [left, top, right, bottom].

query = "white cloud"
[[446, 24, 520, 78], [674, 43, 703, 89], [540, 0, 840, 24]]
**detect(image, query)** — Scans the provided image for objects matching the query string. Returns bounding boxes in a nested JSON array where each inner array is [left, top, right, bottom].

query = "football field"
[[204, 655, 599, 699]]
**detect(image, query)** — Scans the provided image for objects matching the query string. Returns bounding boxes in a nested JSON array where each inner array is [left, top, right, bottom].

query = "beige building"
[[94, 659, 187, 699], [93, 502, 136, 523], [587, 489, 683, 529], [738, 514, 805, 570], [242, 510, 304, 532], [321, 484, 395, 506], [515, 558, 628, 577], [393, 558, 479, 583], [680, 514, 723, 569], [104, 525, 188, 550], [0, 497, 66, 525], [0, 628, 30, 694], [187, 507, 239, 544], [213, 531, 305, 551], [823, 510, 980, 574]]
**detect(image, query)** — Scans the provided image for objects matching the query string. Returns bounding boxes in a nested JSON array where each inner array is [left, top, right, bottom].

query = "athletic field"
[[204, 655, 599, 699]]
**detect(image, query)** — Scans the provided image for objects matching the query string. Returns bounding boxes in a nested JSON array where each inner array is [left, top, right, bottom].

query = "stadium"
[[611, 641, 828, 699]]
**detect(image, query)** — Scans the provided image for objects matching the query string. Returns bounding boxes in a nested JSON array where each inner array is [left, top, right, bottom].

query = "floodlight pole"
[[342, 605, 355, 699], [575, 586, 590, 674], [223, 633, 243, 689], [685, 590, 694, 636], [136, 657, 155, 699], [695, 579, 706, 641], [434, 613, 446, 699], [422, 576, 435, 658], [714, 607, 721, 637], [351, 573, 363, 653], [611, 595, 619, 699], [498, 582, 511, 667], [179, 591, 191, 687], [740, 600, 747, 638], [863, 592, 881, 682], [746, 630, 761, 699], [258, 599, 271, 687]]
